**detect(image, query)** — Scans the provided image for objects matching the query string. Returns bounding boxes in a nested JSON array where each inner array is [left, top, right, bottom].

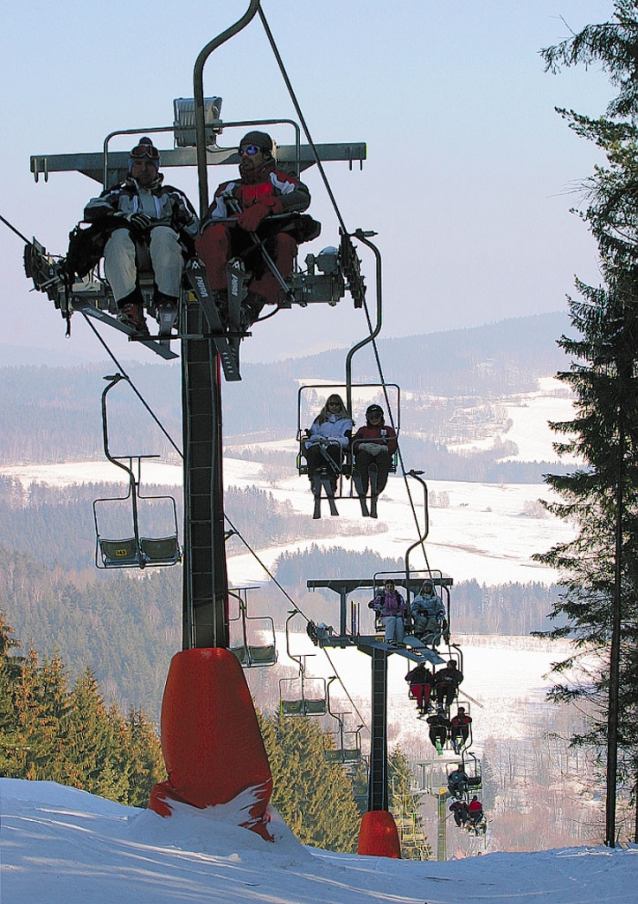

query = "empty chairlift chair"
[[93, 373, 181, 569], [228, 588, 277, 667]]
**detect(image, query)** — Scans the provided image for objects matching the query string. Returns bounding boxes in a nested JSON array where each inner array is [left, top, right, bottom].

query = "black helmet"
[[366, 404, 384, 421]]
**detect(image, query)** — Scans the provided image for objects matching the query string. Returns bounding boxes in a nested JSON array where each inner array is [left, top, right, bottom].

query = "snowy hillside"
[[0, 376, 578, 586], [2, 779, 635, 904]]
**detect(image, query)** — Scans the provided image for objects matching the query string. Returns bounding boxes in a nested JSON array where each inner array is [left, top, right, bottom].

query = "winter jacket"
[[411, 590, 445, 622], [204, 162, 310, 225], [352, 424, 397, 455], [369, 589, 406, 618], [405, 664, 433, 687], [436, 665, 463, 688], [305, 414, 352, 450], [450, 714, 472, 730], [84, 174, 199, 243]]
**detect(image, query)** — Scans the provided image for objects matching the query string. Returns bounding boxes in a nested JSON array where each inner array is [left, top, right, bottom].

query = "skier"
[[368, 579, 407, 645], [405, 662, 434, 713], [450, 706, 472, 753], [196, 130, 317, 329], [411, 579, 447, 646], [351, 404, 397, 515], [83, 137, 198, 336]]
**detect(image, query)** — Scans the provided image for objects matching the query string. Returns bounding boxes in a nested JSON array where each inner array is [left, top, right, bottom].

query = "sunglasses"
[[238, 144, 263, 156], [130, 145, 160, 160], [328, 400, 342, 406]]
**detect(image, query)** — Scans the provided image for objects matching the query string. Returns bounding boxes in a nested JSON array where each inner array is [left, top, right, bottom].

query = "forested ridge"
[[0, 313, 570, 484]]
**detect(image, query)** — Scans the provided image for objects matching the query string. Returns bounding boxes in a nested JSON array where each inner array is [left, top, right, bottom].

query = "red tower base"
[[357, 810, 402, 858], [149, 647, 273, 840]]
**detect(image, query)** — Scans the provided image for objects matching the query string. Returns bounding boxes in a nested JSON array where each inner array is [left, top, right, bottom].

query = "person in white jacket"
[[303, 394, 352, 489], [84, 137, 198, 336]]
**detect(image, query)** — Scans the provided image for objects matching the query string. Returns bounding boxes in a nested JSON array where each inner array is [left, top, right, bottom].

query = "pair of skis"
[[185, 258, 246, 382], [312, 463, 382, 519]]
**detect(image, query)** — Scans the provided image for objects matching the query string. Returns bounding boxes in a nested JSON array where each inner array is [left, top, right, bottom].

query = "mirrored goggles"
[[130, 144, 160, 160]]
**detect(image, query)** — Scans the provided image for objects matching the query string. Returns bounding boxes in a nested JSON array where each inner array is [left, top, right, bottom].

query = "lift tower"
[[27, 0, 367, 840]]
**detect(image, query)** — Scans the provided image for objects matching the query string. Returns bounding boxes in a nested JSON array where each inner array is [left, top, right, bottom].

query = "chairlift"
[[228, 586, 277, 667], [296, 382, 400, 519], [324, 676, 363, 763], [279, 610, 327, 716], [93, 374, 181, 569]]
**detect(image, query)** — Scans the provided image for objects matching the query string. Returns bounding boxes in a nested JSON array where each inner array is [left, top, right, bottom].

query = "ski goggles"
[[130, 144, 160, 160], [238, 144, 262, 156]]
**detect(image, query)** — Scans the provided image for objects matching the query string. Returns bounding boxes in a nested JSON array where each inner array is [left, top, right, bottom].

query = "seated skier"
[[450, 706, 472, 754], [196, 130, 318, 330], [426, 707, 451, 753], [351, 404, 397, 517], [447, 765, 469, 799], [411, 579, 447, 646], [302, 395, 352, 498], [405, 662, 434, 714], [449, 799, 469, 827], [368, 579, 407, 645], [83, 137, 198, 337]]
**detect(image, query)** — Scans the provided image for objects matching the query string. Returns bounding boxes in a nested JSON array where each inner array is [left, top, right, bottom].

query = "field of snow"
[[0, 377, 577, 586], [262, 631, 572, 758], [2, 779, 635, 904]]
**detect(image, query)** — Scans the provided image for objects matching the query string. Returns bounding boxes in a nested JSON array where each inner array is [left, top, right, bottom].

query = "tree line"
[[0, 603, 428, 855], [536, 0, 638, 845]]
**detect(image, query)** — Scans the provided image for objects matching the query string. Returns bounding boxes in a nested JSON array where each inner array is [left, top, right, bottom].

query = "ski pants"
[[304, 443, 343, 480], [410, 682, 431, 710], [383, 615, 405, 644], [196, 222, 296, 305], [104, 227, 184, 302], [354, 447, 391, 495]]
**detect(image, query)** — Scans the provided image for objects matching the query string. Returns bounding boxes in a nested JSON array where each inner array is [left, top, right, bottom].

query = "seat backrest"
[[99, 538, 140, 566], [304, 699, 327, 716], [140, 536, 180, 564]]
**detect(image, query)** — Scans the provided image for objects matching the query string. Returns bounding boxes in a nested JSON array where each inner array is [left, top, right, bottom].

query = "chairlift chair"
[[279, 610, 328, 715], [296, 382, 400, 518], [228, 587, 277, 667], [93, 374, 181, 570]]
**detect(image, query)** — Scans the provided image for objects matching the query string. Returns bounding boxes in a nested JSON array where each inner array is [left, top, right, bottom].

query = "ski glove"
[[237, 196, 284, 232], [116, 212, 152, 230]]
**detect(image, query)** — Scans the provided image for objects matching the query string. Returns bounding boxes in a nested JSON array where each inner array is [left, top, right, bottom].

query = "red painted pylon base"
[[357, 810, 402, 858], [149, 647, 273, 840]]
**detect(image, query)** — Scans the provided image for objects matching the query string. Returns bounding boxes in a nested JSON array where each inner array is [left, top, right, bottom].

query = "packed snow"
[[1, 779, 635, 904]]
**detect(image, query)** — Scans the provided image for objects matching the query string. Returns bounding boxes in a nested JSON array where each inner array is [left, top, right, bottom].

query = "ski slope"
[[2, 780, 634, 904]]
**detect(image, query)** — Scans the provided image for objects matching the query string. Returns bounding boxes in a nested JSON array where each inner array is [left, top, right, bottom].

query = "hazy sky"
[[0, 0, 615, 366]]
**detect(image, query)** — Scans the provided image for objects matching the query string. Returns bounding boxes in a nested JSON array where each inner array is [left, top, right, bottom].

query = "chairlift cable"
[[81, 309, 370, 726], [224, 511, 369, 731], [358, 287, 433, 574], [257, 6, 348, 234], [247, 14, 436, 569], [81, 315, 183, 458], [0, 212, 32, 246]]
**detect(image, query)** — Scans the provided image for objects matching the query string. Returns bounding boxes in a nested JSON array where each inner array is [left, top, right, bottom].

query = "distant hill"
[[0, 312, 573, 463]]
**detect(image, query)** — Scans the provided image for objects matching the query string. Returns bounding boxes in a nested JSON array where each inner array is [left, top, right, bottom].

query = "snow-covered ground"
[[2, 779, 635, 904], [0, 378, 578, 586], [265, 631, 572, 756]]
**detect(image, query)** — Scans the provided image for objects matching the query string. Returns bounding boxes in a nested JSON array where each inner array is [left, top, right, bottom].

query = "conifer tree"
[[122, 708, 166, 808], [260, 711, 360, 852], [0, 610, 23, 773], [388, 749, 432, 860], [538, 0, 638, 845]]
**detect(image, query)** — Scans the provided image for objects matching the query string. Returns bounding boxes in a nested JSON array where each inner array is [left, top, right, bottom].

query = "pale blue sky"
[[0, 0, 615, 365]]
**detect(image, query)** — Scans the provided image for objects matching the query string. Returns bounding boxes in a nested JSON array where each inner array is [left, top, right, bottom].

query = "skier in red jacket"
[[196, 130, 315, 329]]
